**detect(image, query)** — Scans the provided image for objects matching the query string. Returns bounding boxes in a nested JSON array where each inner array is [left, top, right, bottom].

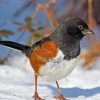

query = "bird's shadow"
[[47, 85, 100, 98]]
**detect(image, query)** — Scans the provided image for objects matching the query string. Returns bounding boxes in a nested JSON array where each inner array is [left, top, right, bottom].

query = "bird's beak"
[[81, 29, 94, 35]]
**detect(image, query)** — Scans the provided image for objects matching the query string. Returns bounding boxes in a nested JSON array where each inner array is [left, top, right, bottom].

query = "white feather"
[[39, 50, 79, 81]]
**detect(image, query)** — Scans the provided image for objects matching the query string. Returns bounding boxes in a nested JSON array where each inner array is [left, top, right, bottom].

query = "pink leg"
[[33, 75, 44, 100], [54, 81, 67, 100]]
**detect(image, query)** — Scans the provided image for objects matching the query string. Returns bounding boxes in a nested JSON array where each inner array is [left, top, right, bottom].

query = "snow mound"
[[0, 55, 100, 100]]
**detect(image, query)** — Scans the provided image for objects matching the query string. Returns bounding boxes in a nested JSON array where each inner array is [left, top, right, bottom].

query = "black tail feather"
[[0, 41, 31, 56]]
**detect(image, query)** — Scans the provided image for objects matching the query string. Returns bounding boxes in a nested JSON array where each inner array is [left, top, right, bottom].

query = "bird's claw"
[[54, 93, 67, 100], [33, 93, 44, 100]]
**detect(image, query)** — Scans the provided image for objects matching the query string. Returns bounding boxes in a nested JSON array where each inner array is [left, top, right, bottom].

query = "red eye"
[[78, 25, 83, 31]]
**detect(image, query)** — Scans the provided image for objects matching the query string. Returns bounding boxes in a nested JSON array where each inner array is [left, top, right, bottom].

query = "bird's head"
[[62, 17, 94, 39]]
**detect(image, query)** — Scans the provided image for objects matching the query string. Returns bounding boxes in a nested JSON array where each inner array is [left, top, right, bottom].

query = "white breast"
[[39, 50, 79, 81]]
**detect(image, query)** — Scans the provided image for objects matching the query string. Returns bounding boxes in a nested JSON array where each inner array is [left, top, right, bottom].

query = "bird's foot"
[[33, 93, 44, 100], [54, 92, 67, 100]]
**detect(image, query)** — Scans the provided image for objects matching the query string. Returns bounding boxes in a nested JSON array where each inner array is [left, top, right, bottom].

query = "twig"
[[87, 0, 95, 47]]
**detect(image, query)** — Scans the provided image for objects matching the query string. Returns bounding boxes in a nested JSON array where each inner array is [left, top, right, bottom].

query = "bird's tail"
[[0, 41, 32, 57]]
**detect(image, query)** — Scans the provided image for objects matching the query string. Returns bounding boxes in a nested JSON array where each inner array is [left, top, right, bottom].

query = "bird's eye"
[[78, 25, 84, 31]]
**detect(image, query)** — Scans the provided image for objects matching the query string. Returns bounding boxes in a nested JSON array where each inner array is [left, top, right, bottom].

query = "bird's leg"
[[33, 74, 44, 100], [54, 81, 66, 100]]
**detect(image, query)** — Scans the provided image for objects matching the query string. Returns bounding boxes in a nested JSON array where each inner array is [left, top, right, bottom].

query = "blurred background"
[[0, 0, 100, 99], [0, 0, 100, 69]]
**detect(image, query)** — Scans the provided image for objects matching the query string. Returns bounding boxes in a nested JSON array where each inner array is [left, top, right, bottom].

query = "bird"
[[0, 17, 94, 100]]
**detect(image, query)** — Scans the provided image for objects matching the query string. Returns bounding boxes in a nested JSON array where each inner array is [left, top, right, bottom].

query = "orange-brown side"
[[29, 40, 58, 75]]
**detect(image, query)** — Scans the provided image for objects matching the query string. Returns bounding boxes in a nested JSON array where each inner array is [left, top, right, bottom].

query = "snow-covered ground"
[[0, 54, 100, 100]]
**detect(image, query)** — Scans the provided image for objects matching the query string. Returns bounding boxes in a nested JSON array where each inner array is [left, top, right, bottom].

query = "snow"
[[0, 55, 100, 100]]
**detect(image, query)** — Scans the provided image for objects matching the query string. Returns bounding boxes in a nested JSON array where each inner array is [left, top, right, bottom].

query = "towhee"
[[0, 17, 94, 100]]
